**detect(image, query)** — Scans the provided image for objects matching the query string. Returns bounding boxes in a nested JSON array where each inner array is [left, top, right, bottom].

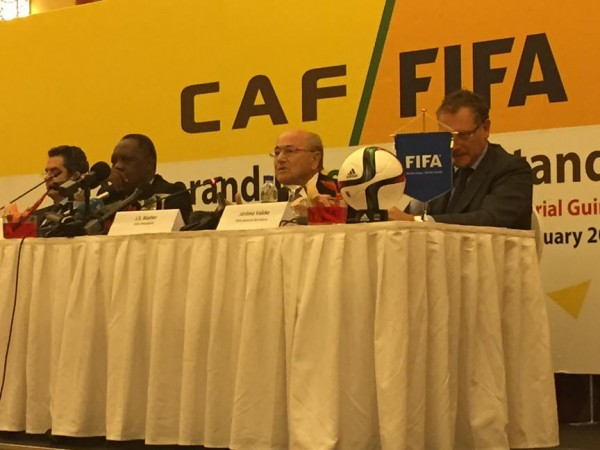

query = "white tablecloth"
[[0, 222, 558, 449]]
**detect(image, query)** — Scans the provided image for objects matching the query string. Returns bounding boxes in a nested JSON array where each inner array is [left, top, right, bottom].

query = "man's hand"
[[107, 170, 128, 192], [388, 206, 416, 221]]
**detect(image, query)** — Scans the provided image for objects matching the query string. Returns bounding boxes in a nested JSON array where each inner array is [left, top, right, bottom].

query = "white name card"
[[108, 209, 184, 236], [217, 202, 293, 230]]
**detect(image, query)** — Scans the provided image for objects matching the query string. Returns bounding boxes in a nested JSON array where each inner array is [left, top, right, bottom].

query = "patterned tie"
[[447, 167, 474, 211], [288, 185, 306, 201]]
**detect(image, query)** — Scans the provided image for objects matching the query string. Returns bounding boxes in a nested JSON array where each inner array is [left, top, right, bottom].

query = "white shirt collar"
[[469, 143, 489, 171]]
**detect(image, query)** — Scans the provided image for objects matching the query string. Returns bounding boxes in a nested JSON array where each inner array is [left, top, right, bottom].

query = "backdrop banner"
[[0, 0, 598, 373]]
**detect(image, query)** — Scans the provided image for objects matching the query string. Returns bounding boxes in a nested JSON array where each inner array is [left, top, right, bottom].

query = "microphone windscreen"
[[86, 162, 112, 188]]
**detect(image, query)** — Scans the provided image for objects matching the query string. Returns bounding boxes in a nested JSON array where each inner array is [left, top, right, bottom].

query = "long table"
[[0, 222, 558, 449]]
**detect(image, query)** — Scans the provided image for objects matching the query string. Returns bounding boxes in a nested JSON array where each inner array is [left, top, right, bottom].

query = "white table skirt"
[[0, 222, 558, 449]]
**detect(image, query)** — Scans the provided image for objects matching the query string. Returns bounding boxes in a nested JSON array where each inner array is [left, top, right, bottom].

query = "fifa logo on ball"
[[338, 146, 406, 211], [404, 154, 443, 169]]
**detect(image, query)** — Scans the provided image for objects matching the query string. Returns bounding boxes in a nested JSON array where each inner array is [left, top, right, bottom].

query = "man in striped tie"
[[270, 129, 339, 202]]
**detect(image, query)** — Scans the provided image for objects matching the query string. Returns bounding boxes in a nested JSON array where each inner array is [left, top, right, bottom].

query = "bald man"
[[270, 129, 338, 200]]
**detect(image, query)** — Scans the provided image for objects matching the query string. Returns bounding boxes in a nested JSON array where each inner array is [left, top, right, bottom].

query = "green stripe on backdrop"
[[349, 0, 396, 146]]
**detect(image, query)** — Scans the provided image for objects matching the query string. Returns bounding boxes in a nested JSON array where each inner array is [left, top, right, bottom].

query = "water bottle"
[[260, 175, 278, 203]]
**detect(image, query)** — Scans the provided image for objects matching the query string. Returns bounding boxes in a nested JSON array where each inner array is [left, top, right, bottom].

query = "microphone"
[[40, 198, 105, 226], [0, 169, 61, 212], [84, 183, 154, 235], [180, 191, 226, 231], [38, 198, 106, 238], [164, 176, 223, 203], [204, 176, 223, 186], [139, 176, 222, 210], [55, 161, 111, 198]]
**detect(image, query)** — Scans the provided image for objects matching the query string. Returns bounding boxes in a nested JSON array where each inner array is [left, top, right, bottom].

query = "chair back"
[[531, 209, 543, 260]]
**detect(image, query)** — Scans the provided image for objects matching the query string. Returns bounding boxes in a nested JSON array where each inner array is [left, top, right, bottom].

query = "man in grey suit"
[[390, 89, 533, 230]]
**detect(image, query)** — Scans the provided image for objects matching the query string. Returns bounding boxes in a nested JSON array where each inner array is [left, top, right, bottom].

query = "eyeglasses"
[[452, 125, 481, 140], [269, 145, 316, 158]]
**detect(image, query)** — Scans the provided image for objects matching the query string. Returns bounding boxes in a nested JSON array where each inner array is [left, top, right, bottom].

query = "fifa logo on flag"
[[395, 133, 452, 202], [405, 154, 443, 169]]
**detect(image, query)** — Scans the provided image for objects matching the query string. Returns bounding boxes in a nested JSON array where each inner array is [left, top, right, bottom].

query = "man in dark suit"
[[105, 134, 193, 223], [30, 146, 91, 236], [271, 129, 338, 201], [44, 146, 90, 204], [390, 89, 533, 230], [33, 145, 90, 221]]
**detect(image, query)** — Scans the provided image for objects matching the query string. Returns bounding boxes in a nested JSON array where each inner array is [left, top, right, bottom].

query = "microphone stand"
[[83, 186, 91, 217], [140, 177, 219, 211], [84, 184, 155, 235], [0, 177, 53, 211], [180, 192, 226, 231]]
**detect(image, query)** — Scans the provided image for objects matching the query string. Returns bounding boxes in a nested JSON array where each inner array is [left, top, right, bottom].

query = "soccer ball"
[[338, 146, 406, 210]]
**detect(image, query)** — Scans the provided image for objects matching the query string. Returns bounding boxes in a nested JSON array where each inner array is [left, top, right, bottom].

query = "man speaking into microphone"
[[102, 134, 193, 223]]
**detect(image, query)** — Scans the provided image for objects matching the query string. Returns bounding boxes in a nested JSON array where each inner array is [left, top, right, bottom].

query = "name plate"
[[217, 202, 293, 230], [108, 210, 184, 236]]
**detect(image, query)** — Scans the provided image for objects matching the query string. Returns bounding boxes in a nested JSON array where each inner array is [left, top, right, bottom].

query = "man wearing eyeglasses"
[[390, 89, 533, 230], [32, 145, 90, 217], [271, 129, 339, 200], [44, 145, 90, 205], [24, 146, 91, 233]]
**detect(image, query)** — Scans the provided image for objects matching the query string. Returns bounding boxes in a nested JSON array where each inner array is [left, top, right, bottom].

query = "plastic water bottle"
[[260, 175, 278, 203]]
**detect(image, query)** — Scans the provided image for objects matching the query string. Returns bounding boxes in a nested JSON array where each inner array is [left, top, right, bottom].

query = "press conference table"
[[0, 221, 558, 449]]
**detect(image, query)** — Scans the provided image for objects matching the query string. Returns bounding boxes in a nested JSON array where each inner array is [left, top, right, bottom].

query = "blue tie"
[[447, 167, 474, 211]]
